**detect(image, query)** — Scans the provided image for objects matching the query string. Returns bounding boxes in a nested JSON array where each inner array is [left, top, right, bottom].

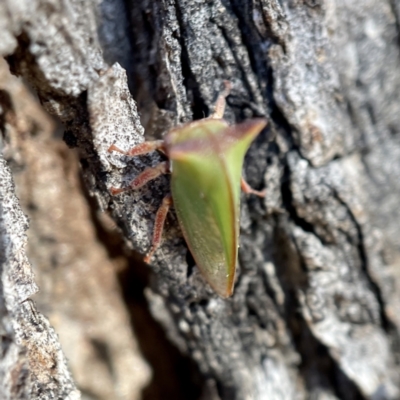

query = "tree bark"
[[1, 0, 400, 399]]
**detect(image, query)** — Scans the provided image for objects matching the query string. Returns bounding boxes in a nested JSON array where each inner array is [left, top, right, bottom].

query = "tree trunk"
[[1, 0, 400, 399]]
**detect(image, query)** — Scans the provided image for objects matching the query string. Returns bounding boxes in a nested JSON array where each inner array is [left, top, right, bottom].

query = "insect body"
[[109, 85, 267, 297]]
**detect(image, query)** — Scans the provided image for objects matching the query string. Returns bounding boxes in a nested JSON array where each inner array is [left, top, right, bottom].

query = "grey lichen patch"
[[0, 156, 80, 400], [0, 160, 38, 304], [89, 64, 146, 172]]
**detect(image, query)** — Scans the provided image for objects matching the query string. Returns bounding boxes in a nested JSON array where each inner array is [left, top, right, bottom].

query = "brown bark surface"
[[1, 0, 400, 399]]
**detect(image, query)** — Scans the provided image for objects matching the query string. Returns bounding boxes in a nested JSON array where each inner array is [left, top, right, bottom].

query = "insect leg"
[[144, 194, 173, 263], [110, 161, 170, 195], [210, 80, 232, 119], [108, 140, 165, 157], [241, 176, 266, 197]]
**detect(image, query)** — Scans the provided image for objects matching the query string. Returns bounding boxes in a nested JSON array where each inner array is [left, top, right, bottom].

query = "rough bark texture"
[[1, 0, 400, 399]]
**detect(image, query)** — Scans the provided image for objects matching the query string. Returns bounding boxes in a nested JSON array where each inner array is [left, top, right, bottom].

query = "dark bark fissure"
[[174, 3, 210, 121], [331, 190, 388, 326]]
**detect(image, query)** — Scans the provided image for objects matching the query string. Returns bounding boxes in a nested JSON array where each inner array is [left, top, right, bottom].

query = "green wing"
[[168, 119, 267, 297]]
